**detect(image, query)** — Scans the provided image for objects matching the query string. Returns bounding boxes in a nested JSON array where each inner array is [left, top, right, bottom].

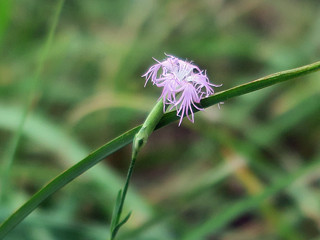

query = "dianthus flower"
[[143, 54, 220, 125]]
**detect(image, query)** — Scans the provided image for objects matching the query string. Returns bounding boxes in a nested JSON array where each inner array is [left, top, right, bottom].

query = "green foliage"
[[1, 61, 319, 239], [1, 1, 320, 240]]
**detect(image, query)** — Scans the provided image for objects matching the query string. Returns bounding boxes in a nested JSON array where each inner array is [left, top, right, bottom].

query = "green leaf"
[[0, 104, 151, 216], [0, 60, 319, 239], [110, 190, 123, 234], [111, 212, 132, 240], [110, 100, 164, 239]]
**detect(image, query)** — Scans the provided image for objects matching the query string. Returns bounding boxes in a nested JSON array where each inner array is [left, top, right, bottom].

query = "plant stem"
[[132, 100, 165, 159], [110, 100, 164, 239], [0, 60, 319, 239], [110, 156, 136, 240]]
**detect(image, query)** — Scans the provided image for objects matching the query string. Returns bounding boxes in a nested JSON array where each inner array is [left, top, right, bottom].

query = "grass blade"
[[111, 212, 132, 240], [0, 60, 319, 238], [110, 190, 123, 234]]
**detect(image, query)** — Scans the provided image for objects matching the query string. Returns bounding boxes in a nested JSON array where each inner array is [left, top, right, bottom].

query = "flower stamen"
[[142, 54, 220, 126]]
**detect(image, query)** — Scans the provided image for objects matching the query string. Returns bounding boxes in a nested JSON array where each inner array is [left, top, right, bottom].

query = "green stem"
[[110, 156, 136, 240], [110, 100, 164, 239], [132, 100, 164, 159], [0, 60, 319, 239]]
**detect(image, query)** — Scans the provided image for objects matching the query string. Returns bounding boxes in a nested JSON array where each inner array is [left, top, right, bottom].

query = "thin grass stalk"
[[0, 0, 65, 203], [0, 60, 319, 239], [110, 100, 164, 239]]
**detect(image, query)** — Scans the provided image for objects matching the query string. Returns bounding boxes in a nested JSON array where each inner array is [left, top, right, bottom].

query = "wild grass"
[[0, 1, 320, 239]]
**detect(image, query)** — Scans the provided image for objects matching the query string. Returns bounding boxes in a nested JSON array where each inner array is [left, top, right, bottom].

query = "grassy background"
[[1, 0, 320, 239]]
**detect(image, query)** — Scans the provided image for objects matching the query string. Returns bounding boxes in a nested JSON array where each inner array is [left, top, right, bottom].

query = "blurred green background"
[[1, 0, 320, 239]]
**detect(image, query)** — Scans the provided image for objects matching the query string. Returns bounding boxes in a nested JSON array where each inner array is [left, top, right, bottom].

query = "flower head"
[[143, 54, 220, 126]]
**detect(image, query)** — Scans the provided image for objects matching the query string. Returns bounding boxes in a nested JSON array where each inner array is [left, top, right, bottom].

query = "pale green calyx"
[[132, 100, 164, 159]]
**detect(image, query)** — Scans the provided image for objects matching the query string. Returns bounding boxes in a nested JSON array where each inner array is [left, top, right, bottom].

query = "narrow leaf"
[[110, 190, 123, 233], [111, 212, 132, 240], [0, 60, 319, 238]]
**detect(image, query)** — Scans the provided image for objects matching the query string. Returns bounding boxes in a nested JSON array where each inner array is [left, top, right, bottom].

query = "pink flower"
[[142, 54, 220, 126]]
